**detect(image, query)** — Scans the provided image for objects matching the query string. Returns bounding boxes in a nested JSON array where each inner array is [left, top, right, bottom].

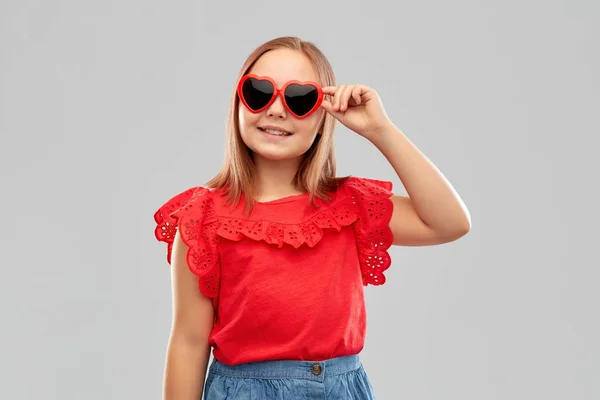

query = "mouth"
[[258, 126, 293, 137]]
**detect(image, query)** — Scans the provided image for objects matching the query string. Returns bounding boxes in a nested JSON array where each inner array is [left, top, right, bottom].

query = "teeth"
[[262, 128, 291, 136]]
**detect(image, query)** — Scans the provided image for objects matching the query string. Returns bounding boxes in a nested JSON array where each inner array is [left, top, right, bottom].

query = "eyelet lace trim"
[[206, 177, 394, 286], [153, 187, 220, 308], [215, 201, 359, 248], [343, 177, 394, 286], [153, 177, 394, 301]]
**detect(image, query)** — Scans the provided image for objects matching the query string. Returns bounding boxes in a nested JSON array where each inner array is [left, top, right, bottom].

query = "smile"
[[258, 127, 293, 136]]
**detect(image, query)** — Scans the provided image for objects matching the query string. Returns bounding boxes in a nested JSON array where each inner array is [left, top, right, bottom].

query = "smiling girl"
[[154, 36, 471, 400]]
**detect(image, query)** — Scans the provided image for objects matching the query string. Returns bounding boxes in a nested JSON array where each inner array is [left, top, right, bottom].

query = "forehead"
[[248, 48, 319, 85]]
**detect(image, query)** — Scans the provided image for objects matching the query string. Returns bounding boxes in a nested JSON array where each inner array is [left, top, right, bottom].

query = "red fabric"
[[153, 176, 394, 366]]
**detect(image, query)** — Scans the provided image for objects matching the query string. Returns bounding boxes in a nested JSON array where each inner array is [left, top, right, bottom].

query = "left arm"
[[321, 84, 471, 246], [370, 123, 471, 246]]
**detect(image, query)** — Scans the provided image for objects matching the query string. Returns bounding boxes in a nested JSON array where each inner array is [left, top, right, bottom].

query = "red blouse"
[[153, 176, 395, 366]]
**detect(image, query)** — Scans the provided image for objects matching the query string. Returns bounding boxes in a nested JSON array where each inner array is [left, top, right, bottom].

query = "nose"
[[266, 93, 287, 119]]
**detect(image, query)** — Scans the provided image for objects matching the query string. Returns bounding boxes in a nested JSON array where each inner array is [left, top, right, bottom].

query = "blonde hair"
[[205, 36, 344, 212]]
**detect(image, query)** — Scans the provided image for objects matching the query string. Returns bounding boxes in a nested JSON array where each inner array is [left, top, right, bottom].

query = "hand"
[[321, 84, 393, 140]]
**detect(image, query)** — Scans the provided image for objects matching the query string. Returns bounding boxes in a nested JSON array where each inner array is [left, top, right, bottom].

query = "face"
[[238, 48, 324, 162]]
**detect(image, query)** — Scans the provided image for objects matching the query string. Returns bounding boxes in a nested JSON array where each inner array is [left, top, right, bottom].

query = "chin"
[[250, 146, 307, 162], [242, 133, 315, 163]]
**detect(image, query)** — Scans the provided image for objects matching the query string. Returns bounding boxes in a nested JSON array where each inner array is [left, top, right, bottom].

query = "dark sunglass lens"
[[285, 84, 318, 116], [242, 78, 274, 110]]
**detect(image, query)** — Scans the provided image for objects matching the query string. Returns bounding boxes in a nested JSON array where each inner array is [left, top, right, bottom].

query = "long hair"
[[205, 36, 343, 212]]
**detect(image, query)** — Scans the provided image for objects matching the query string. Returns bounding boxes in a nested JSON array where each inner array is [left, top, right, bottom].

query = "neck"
[[252, 154, 304, 201]]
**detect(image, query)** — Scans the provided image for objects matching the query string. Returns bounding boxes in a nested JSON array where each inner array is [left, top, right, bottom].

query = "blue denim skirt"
[[203, 354, 376, 399]]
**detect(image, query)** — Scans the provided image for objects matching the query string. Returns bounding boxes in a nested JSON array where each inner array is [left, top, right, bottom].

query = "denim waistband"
[[208, 354, 362, 381]]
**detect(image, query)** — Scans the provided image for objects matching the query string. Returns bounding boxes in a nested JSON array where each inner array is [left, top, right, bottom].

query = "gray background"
[[1, 0, 598, 399]]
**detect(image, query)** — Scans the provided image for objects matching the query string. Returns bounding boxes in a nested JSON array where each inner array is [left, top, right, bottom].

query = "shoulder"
[[153, 185, 223, 244], [335, 176, 394, 198], [153, 185, 222, 304], [329, 176, 396, 286], [154, 185, 203, 218]]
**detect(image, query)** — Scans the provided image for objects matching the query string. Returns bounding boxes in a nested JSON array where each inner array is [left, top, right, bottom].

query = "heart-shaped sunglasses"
[[237, 74, 324, 119]]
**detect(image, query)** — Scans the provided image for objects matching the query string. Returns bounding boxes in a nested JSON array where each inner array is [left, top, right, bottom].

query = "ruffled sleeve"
[[344, 177, 395, 286], [153, 186, 221, 309]]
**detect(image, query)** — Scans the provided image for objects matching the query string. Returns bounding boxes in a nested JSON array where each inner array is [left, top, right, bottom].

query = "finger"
[[321, 86, 338, 95], [320, 97, 341, 117], [321, 97, 333, 112], [356, 84, 375, 102], [321, 86, 337, 105], [332, 85, 345, 111], [339, 85, 355, 111], [350, 85, 362, 106]]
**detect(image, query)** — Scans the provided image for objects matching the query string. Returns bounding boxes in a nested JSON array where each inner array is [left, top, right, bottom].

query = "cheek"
[[238, 108, 261, 136], [298, 110, 324, 135]]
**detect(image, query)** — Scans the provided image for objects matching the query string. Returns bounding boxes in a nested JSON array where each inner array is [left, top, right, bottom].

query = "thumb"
[[320, 99, 342, 118]]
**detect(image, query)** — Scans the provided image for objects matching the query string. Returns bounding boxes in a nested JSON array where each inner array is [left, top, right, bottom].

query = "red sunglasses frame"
[[237, 74, 324, 119]]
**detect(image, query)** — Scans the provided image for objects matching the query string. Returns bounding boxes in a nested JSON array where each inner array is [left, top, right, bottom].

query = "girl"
[[153, 36, 470, 400]]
